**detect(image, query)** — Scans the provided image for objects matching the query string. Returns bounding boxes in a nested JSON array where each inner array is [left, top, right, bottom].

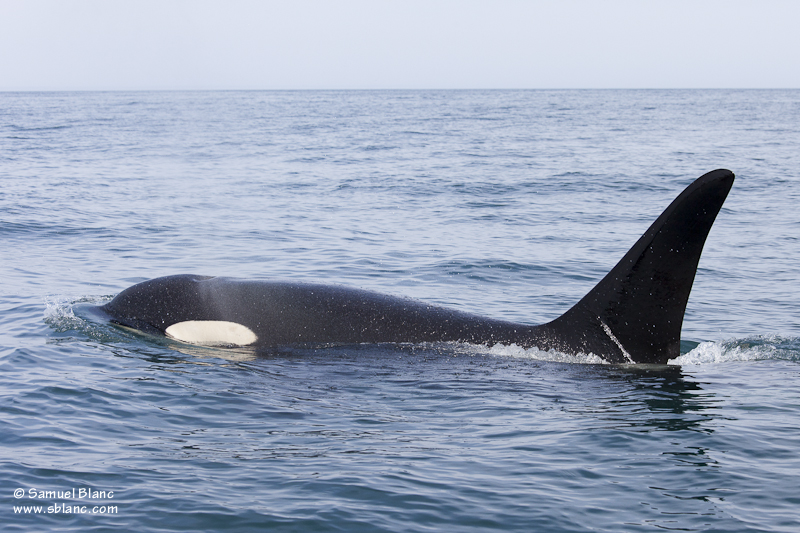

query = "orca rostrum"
[[97, 169, 734, 364]]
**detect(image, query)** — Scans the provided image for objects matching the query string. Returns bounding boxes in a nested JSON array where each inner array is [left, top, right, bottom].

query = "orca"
[[97, 169, 734, 365]]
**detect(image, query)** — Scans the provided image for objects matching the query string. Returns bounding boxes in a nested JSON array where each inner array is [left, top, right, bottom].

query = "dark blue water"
[[2, 90, 799, 531]]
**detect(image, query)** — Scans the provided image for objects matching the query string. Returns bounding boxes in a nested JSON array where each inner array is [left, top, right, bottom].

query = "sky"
[[1, 0, 798, 91]]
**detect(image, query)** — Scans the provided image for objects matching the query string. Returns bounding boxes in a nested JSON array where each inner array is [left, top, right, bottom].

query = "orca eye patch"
[[165, 321, 258, 346]]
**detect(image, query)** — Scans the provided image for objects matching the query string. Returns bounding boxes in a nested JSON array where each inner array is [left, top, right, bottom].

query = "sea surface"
[[2, 90, 799, 532]]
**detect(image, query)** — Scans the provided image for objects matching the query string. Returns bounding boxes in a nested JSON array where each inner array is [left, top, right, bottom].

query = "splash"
[[43, 295, 84, 332], [672, 335, 800, 365], [472, 337, 800, 366], [43, 295, 119, 342], [461, 342, 609, 364]]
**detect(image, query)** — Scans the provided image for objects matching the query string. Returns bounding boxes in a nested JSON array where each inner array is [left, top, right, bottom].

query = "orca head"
[[99, 274, 212, 335], [101, 274, 259, 346]]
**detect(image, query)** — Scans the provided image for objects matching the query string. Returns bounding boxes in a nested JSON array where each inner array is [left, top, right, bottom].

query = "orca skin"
[[98, 169, 734, 364]]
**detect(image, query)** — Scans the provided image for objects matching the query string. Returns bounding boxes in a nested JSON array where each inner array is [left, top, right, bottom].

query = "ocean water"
[[2, 90, 799, 532]]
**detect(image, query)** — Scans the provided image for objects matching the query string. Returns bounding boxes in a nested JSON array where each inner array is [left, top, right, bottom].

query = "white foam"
[[461, 342, 609, 364], [44, 295, 75, 322], [43, 295, 92, 332], [671, 336, 799, 365], [165, 320, 258, 347]]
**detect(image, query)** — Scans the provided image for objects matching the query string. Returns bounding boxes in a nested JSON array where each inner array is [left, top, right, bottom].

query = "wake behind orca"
[[97, 169, 734, 364]]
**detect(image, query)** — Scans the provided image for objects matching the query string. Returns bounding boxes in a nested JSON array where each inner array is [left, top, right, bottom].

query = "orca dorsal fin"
[[543, 169, 734, 364]]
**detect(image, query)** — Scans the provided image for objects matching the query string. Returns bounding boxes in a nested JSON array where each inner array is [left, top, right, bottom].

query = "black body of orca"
[[97, 169, 734, 364]]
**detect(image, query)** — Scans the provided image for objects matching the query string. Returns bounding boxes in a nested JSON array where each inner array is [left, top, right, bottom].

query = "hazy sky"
[[1, 0, 798, 90]]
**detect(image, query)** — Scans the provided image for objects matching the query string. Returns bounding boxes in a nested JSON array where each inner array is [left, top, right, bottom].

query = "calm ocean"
[[2, 90, 799, 532]]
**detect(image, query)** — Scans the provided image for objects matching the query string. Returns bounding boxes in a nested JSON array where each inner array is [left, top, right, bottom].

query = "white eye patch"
[[165, 321, 258, 346]]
